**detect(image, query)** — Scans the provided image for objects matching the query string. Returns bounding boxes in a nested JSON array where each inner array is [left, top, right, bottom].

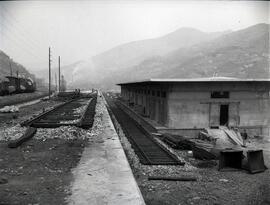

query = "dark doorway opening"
[[220, 104, 229, 125]]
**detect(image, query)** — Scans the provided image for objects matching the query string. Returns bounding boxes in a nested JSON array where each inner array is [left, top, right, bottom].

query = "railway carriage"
[[0, 75, 36, 96]]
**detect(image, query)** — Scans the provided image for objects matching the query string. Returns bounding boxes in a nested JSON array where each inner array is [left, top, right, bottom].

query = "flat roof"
[[117, 77, 270, 85]]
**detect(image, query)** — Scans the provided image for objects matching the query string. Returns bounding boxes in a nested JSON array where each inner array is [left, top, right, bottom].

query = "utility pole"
[[58, 56, 61, 92], [49, 47, 51, 99], [9, 61, 13, 76], [55, 72, 57, 91]]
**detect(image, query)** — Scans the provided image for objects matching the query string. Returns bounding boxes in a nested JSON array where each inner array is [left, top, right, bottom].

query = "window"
[[211, 91, 229, 98], [157, 91, 160, 97], [152, 90, 155, 96]]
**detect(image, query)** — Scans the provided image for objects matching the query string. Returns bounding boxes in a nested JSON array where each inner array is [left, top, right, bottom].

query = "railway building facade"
[[118, 78, 270, 136]]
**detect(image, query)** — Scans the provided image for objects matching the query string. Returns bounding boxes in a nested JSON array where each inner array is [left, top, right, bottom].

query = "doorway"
[[220, 104, 229, 125]]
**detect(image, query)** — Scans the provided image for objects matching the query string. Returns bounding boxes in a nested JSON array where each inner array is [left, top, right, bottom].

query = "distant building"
[[118, 77, 270, 136]]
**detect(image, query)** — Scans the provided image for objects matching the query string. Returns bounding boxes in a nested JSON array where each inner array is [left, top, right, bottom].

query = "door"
[[220, 104, 229, 126]]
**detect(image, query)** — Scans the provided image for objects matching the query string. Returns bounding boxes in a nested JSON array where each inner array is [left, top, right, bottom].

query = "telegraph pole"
[[49, 47, 51, 99], [58, 56, 61, 92], [55, 72, 57, 91], [9, 61, 13, 76]]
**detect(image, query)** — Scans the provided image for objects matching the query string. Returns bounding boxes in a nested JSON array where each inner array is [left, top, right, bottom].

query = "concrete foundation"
[[68, 95, 145, 205]]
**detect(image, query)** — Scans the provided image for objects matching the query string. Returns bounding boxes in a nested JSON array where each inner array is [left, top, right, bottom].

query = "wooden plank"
[[8, 127, 37, 148], [148, 176, 197, 181]]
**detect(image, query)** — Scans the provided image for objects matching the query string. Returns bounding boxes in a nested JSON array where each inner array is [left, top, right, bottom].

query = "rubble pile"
[[85, 95, 106, 138], [73, 104, 87, 115], [0, 124, 27, 141], [34, 126, 93, 140], [0, 105, 19, 113], [0, 96, 105, 142]]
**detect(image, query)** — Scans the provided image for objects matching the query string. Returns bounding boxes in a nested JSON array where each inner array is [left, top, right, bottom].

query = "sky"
[[0, 0, 269, 71]]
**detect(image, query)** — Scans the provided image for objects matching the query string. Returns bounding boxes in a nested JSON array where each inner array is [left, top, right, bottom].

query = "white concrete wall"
[[231, 91, 270, 135], [120, 82, 270, 135], [167, 90, 270, 135], [167, 91, 210, 128]]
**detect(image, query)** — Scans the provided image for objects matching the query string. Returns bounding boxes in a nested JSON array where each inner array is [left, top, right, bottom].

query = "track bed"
[[105, 95, 184, 165], [21, 94, 97, 129]]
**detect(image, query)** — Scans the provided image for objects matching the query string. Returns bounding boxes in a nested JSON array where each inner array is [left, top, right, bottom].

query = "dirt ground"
[[0, 99, 89, 205], [0, 139, 88, 205], [110, 111, 270, 205], [138, 142, 270, 205], [136, 160, 270, 205], [0, 91, 49, 108]]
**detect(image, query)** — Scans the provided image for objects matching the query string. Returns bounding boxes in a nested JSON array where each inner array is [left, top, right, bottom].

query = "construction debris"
[[219, 179, 229, 183], [162, 133, 192, 150], [148, 176, 197, 181], [8, 127, 37, 148], [0, 105, 19, 113], [219, 149, 243, 171], [246, 150, 267, 174], [0, 124, 27, 141], [161, 126, 267, 174]]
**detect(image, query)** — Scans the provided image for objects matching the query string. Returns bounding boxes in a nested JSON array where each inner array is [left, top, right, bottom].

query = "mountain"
[[43, 23, 269, 90], [0, 50, 35, 80], [64, 27, 227, 89], [92, 28, 226, 72], [114, 23, 270, 84]]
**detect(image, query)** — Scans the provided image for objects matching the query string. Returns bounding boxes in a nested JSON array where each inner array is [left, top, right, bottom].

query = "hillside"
[[92, 28, 226, 72], [113, 23, 270, 85], [50, 23, 269, 90], [65, 28, 227, 89], [0, 50, 35, 80]]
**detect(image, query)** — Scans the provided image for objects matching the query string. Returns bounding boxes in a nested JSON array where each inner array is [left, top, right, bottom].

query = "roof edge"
[[117, 77, 270, 85]]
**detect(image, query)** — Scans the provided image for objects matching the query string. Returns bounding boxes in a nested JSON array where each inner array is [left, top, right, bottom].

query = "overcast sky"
[[0, 0, 269, 71]]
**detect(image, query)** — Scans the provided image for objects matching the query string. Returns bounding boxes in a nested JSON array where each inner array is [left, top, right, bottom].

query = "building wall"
[[167, 84, 270, 135], [120, 82, 270, 136], [167, 91, 209, 128], [120, 85, 168, 126]]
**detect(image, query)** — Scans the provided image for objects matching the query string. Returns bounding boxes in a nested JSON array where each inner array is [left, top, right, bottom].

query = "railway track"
[[105, 94, 184, 165], [21, 94, 97, 129]]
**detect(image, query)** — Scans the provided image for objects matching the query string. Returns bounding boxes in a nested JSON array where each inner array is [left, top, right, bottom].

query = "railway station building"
[[118, 77, 270, 136]]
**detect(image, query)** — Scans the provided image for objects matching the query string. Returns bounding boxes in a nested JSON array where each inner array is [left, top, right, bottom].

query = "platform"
[[68, 94, 145, 205]]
